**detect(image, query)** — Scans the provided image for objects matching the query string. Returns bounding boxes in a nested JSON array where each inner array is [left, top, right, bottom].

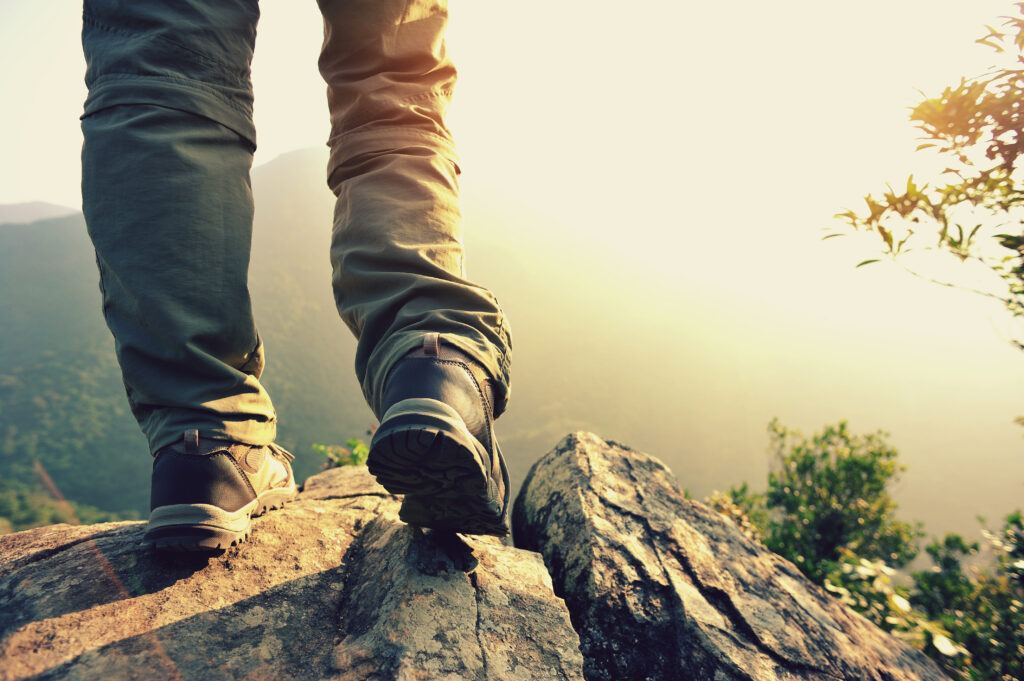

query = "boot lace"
[[267, 442, 295, 464]]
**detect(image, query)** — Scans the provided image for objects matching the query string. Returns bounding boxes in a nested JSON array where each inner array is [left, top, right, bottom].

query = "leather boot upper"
[[379, 334, 498, 451], [150, 430, 295, 513]]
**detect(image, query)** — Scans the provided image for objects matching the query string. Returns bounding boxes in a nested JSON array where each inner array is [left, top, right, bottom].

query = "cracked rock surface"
[[512, 432, 948, 681], [0, 467, 583, 681]]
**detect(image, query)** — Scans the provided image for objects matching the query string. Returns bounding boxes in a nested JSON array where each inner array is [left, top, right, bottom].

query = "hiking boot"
[[367, 333, 510, 536], [143, 430, 298, 552]]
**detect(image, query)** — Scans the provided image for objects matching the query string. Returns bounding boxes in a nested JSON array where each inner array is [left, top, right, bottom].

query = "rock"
[[0, 466, 583, 681], [512, 432, 948, 681], [1, 432, 954, 681]]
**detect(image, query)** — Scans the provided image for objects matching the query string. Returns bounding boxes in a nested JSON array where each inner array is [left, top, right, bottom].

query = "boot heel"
[[367, 398, 507, 535]]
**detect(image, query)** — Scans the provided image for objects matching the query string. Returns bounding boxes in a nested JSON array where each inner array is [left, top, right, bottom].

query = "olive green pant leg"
[[81, 0, 276, 454], [317, 0, 513, 419]]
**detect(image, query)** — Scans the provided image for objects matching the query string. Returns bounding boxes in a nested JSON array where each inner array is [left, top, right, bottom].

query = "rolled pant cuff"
[[364, 330, 511, 421], [143, 411, 277, 456], [83, 75, 257, 146], [326, 125, 461, 193]]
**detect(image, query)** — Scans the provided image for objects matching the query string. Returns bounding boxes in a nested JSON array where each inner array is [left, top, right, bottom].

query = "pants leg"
[[81, 0, 276, 454], [317, 0, 513, 420]]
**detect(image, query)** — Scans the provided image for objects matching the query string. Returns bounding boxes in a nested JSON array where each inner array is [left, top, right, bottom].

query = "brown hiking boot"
[[143, 430, 297, 552], [367, 333, 510, 536]]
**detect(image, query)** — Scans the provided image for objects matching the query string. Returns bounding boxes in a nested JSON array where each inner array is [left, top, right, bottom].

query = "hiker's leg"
[[316, 0, 513, 420], [81, 0, 275, 454]]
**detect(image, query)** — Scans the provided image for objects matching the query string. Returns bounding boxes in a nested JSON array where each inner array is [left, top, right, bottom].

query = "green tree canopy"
[[756, 419, 922, 583]]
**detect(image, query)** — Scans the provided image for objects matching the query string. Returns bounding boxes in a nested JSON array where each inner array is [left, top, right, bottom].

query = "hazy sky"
[[0, 1, 1016, 207], [1, 1, 1022, 534]]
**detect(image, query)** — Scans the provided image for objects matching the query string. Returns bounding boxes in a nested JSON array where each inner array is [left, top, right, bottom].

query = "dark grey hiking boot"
[[367, 333, 511, 536], [143, 430, 298, 552]]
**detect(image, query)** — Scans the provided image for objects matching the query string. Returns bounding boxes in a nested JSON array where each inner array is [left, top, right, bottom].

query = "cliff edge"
[[0, 432, 946, 680]]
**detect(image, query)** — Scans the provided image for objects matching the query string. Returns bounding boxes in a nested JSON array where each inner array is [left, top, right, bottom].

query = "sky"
[[0, 0, 1022, 535]]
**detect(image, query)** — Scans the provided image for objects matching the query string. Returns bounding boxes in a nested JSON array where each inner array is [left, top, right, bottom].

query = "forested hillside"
[[0, 150, 371, 523]]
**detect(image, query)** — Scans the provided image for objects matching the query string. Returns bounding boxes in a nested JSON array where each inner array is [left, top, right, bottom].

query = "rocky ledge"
[[0, 432, 946, 681]]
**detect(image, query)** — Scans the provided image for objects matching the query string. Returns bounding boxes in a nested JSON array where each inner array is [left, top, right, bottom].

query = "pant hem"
[[363, 330, 511, 421], [83, 75, 257, 146], [326, 126, 460, 193], [144, 416, 277, 456]]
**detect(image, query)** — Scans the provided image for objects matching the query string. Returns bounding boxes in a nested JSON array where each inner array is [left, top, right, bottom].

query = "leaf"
[[821, 233, 846, 240], [974, 37, 1003, 52], [905, 175, 920, 195], [966, 224, 982, 245], [895, 230, 915, 254], [982, 23, 1006, 39], [877, 225, 894, 250], [856, 259, 881, 268], [889, 593, 912, 614], [932, 635, 961, 657]]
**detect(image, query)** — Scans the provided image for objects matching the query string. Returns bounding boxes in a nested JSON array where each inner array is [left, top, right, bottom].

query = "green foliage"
[[0, 217, 175, 516], [716, 418, 1023, 678], [0, 478, 133, 535], [313, 437, 370, 469], [835, 7, 1024, 349], [911, 517, 1024, 680], [758, 419, 922, 583], [0, 344, 152, 515], [824, 551, 965, 660], [705, 483, 766, 542], [913, 533, 981, 618]]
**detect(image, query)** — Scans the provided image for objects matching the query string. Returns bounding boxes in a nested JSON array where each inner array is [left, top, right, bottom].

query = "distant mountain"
[[0, 202, 77, 225]]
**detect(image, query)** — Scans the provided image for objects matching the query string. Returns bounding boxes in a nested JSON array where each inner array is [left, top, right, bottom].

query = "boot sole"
[[143, 485, 297, 552], [368, 398, 509, 536]]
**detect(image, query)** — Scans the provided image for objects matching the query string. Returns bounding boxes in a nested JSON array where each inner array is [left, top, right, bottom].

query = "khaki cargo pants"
[[80, 0, 512, 454]]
